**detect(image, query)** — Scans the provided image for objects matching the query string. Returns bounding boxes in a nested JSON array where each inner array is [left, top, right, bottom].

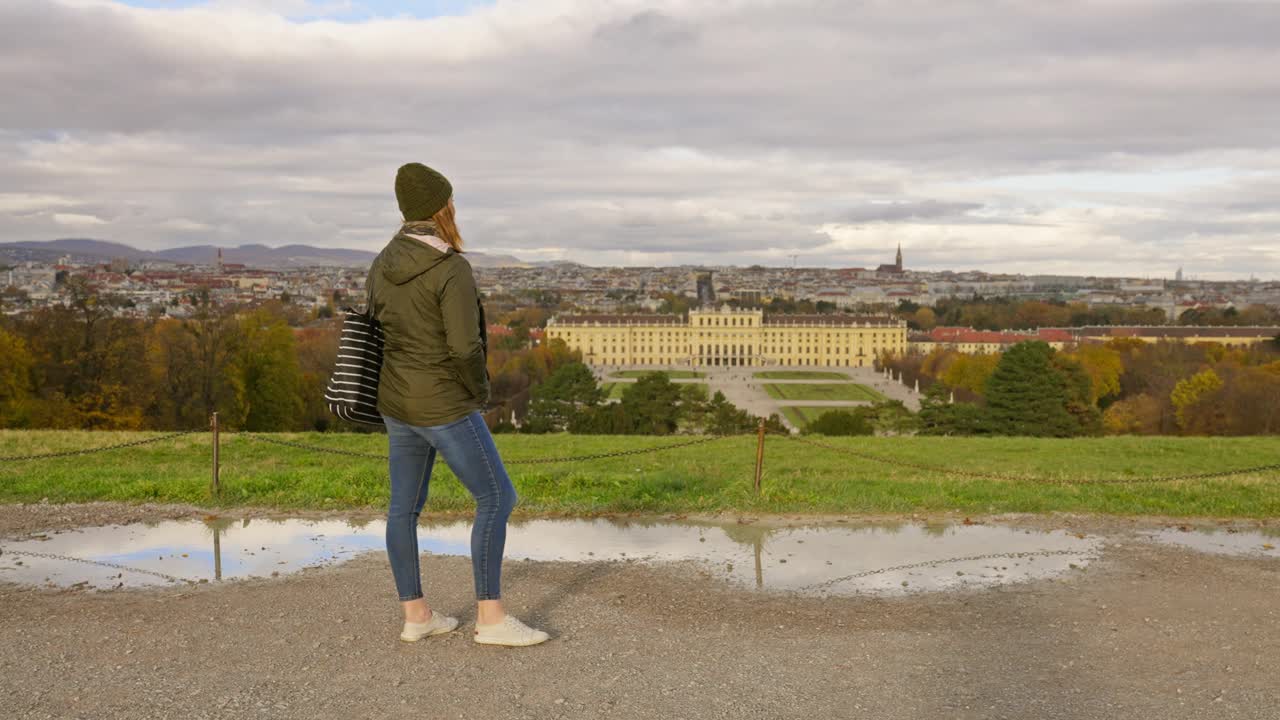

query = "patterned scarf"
[[401, 219, 455, 254], [401, 219, 440, 237]]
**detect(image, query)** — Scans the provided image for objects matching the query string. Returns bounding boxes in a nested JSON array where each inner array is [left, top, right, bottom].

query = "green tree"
[[984, 341, 1083, 437], [803, 410, 873, 436], [235, 308, 304, 431], [917, 384, 990, 436], [764, 413, 787, 434], [678, 384, 710, 429], [1053, 354, 1102, 435], [568, 402, 633, 434], [619, 372, 684, 435], [523, 362, 604, 433], [703, 390, 757, 435], [862, 399, 919, 435]]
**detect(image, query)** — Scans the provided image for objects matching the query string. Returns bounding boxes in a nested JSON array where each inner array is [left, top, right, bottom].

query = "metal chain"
[[0, 548, 194, 585], [239, 431, 740, 465], [796, 549, 1090, 593], [0, 429, 202, 463], [789, 436, 1036, 481], [787, 435, 1280, 485], [506, 433, 733, 465]]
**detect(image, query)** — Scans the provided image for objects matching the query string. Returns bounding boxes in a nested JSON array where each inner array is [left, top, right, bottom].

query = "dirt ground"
[[1, 504, 1277, 720]]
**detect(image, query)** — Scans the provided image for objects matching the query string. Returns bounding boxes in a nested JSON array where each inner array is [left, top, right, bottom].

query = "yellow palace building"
[[545, 306, 908, 368]]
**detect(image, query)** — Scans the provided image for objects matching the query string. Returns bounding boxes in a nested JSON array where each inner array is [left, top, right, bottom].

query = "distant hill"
[[0, 239, 528, 269]]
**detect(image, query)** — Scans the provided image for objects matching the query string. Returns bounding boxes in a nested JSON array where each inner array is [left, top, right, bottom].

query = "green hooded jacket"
[[367, 231, 489, 427]]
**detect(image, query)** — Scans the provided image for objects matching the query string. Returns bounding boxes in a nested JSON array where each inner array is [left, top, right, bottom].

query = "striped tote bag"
[[324, 307, 386, 426]]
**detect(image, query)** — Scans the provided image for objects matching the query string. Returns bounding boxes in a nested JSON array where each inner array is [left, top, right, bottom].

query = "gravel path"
[[2, 506, 1278, 720]]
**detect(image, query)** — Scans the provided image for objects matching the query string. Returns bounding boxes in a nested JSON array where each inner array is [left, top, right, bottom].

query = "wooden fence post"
[[210, 412, 220, 498], [754, 418, 766, 495]]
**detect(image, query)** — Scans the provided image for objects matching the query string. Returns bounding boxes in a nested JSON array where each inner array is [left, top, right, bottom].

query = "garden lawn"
[[611, 370, 703, 379], [2, 431, 1279, 518], [754, 371, 850, 380], [780, 406, 848, 428], [605, 382, 706, 400], [764, 383, 887, 402]]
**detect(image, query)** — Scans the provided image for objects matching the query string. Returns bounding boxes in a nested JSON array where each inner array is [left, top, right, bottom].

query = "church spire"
[[895, 242, 902, 271]]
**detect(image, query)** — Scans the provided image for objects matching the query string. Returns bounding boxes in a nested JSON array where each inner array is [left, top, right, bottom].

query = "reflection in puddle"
[[0, 517, 1102, 596], [1143, 528, 1280, 558]]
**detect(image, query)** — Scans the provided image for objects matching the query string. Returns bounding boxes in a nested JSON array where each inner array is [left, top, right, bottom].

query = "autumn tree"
[[294, 322, 342, 431], [940, 353, 1001, 397], [1101, 394, 1163, 435], [911, 307, 937, 330], [150, 307, 245, 429], [1170, 369, 1224, 433], [1215, 364, 1280, 435], [235, 308, 304, 431], [0, 325, 34, 427], [1063, 344, 1124, 405], [7, 280, 153, 429]]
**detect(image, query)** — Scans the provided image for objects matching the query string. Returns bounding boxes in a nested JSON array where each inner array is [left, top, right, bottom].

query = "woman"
[[367, 162, 548, 647]]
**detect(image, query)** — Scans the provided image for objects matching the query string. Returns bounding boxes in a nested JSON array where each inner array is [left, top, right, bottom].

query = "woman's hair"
[[431, 199, 464, 252]]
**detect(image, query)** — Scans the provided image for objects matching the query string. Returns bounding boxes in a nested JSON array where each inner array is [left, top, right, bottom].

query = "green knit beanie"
[[395, 163, 453, 222]]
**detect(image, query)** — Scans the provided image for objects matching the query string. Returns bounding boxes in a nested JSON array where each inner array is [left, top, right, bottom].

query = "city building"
[[909, 325, 1280, 355], [875, 243, 904, 275], [545, 306, 907, 368], [694, 270, 715, 306], [909, 327, 1076, 354]]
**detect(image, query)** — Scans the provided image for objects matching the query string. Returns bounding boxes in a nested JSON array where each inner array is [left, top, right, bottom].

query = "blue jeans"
[[383, 411, 518, 601]]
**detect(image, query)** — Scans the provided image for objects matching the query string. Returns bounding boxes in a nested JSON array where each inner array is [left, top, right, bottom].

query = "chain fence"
[[795, 549, 1092, 593], [0, 429, 203, 463], [787, 435, 1280, 485], [0, 418, 1275, 590], [238, 430, 736, 464], [0, 548, 194, 585], [1, 422, 1275, 486], [1, 423, 1276, 486]]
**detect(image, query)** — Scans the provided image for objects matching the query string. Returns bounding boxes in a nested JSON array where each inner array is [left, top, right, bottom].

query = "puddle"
[[0, 518, 1101, 596], [1142, 528, 1280, 558]]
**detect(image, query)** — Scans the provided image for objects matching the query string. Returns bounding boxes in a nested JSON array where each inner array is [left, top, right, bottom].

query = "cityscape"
[[4, 238, 1278, 327]]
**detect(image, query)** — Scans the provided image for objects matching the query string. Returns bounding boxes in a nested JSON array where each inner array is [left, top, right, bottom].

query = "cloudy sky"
[[2, 0, 1278, 278]]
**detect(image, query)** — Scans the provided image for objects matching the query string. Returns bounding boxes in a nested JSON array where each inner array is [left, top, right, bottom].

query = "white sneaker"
[[400, 611, 459, 642], [473, 615, 550, 647]]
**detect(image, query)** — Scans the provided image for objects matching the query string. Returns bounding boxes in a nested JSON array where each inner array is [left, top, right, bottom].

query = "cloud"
[[52, 212, 109, 226], [0, 193, 79, 214], [0, 0, 1278, 277]]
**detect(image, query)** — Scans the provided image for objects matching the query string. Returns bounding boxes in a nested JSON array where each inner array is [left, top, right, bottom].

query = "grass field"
[[764, 383, 887, 402], [780, 406, 849, 428], [754, 371, 850, 380], [611, 370, 704, 379], [604, 382, 707, 400], [2, 430, 1279, 517]]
